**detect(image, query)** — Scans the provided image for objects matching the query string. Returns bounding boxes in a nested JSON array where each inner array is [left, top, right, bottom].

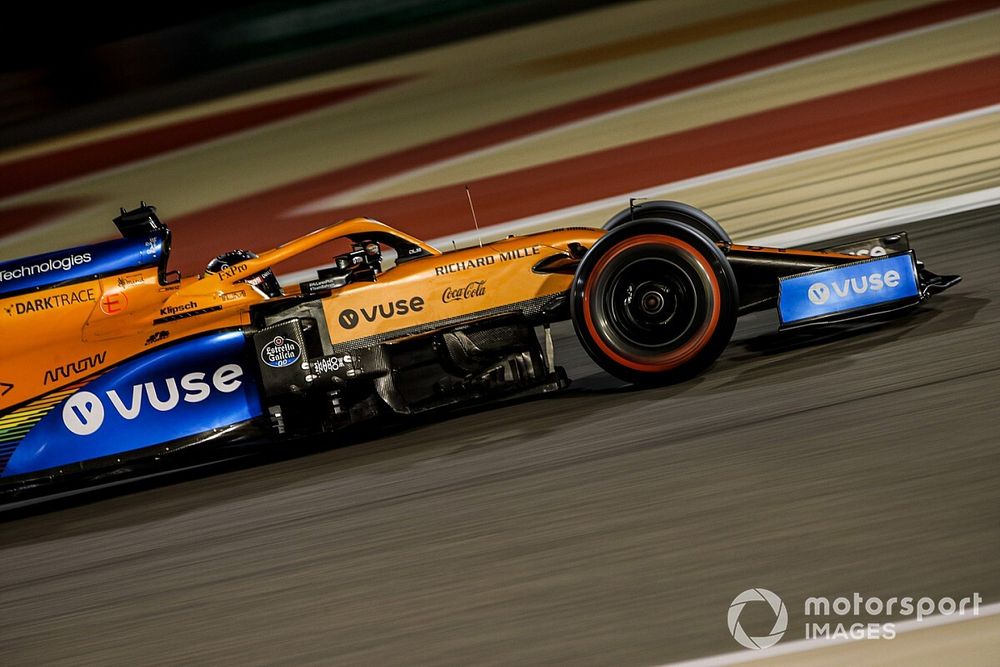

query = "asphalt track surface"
[[1, 207, 998, 665]]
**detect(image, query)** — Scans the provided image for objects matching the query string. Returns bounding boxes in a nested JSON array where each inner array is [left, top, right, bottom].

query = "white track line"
[[424, 103, 1000, 249], [745, 185, 1000, 247], [664, 600, 1000, 666], [290, 8, 1000, 215]]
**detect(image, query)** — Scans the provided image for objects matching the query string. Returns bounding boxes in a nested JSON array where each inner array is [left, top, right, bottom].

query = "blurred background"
[[0, 1, 614, 145], [2, 0, 997, 276], [1, 1, 998, 664]]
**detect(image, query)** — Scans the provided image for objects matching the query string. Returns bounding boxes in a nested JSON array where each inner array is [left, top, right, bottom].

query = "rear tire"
[[571, 219, 738, 385]]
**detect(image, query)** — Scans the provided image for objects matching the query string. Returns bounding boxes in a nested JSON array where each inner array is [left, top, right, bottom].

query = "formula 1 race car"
[[0, 202, 959, 497]]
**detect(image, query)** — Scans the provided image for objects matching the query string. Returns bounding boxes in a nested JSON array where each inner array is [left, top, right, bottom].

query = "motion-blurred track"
[[1, 207, 997, 664]]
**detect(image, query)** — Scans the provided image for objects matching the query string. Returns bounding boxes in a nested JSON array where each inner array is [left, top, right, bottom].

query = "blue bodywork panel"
[[2, 331, 263, 477], [778, 252, 920, 326], [0, 233, 166, 298]]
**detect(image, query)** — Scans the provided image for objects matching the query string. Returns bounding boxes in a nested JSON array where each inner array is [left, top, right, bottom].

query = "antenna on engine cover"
[[465, 185, 483, 248]]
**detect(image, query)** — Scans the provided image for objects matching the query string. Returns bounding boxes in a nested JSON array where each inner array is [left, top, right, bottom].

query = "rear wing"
[[0, 204, 172, 299]]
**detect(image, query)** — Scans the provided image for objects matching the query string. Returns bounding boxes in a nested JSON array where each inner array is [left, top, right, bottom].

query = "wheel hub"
[[602, 255, 706, 351], [632, 281, 677, 321]]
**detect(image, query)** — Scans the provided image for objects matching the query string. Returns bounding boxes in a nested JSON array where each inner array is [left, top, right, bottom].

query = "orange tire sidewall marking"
[[582, 234, 721, 372]]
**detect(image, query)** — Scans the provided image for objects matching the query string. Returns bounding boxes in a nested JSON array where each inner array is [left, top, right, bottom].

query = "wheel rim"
[[582, 235, 721, 372]]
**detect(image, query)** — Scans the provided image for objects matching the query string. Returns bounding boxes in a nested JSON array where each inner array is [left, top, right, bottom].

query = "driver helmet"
[[206, 249, 283, 298]]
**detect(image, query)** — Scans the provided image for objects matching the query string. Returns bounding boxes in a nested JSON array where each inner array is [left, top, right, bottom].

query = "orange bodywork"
[[317, 229, 599, 347], [0, 218, 603, 413]]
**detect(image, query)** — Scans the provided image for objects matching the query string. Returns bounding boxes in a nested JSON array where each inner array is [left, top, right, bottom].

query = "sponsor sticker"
[[434, 245, 540, 276], [100, 291, 129, 315], [312, 355, 352, 375], [3, 287, 96, 316], [61, 364, 246, 436], [779, 253, 919, 325], [303, 276, 343, 292], [160, 301, 198, 317], [435, 254, 495, 276], [0, 252, 93, 283], [117, 272, 145, 289], [220, 289, 247, 302], [442, 280, 486, 303], [152, 304, 222, 324], [44, 351, 107, 385], [145, 331, 170, 346], [260, 335, 301, 368], [336, 296, 424, 329], [218, 263, 248, 281]]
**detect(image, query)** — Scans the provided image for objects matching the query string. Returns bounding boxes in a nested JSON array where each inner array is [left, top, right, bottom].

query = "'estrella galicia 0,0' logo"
[[261, 336, 301, 368]]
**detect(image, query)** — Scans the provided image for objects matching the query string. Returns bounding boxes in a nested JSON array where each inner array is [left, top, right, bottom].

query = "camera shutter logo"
[[728, 588, 787, 650]]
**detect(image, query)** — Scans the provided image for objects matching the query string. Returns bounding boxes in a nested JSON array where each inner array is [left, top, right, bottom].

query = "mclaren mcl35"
[[0, 202, 959, 497]]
